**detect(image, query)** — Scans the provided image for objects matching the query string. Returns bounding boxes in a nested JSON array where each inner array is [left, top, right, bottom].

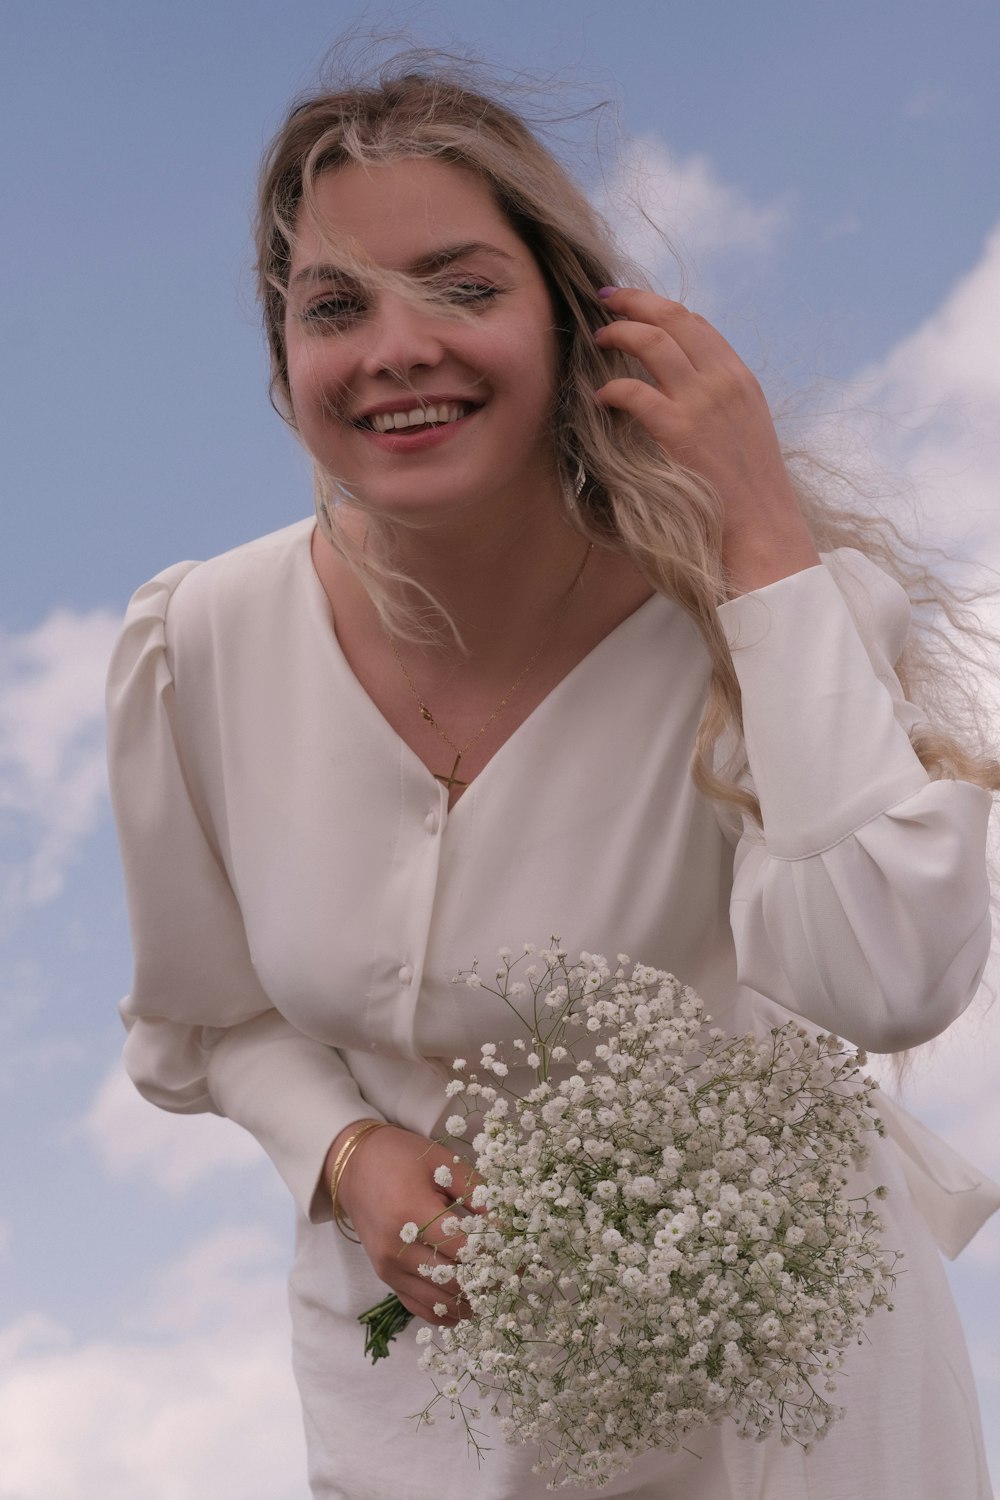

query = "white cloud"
[[843, 222, 1000, 555], [80, 1064, 267, 1191], [137, 1225, 288, 1333], [595, 135, 788, 290], [0, 959, 86, 1092], [0, 1316, 69, 1368], [0, 608, 121, 923], [0, 1230, 305, 1500], [833, 225, 1000, 1274]]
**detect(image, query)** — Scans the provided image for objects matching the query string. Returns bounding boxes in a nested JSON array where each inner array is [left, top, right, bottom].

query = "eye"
[[299, 294, 365, 327], [435, 279, 501, 307]]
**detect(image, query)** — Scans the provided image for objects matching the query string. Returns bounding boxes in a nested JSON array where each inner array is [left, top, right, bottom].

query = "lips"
[[355, 400, 479, 433]]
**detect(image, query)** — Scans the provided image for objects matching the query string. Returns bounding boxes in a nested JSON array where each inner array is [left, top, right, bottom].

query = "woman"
[[107, 63, 999, 1499]]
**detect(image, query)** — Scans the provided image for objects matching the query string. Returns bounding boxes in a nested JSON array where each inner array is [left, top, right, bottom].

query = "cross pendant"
[[434, 752, 468, 793]]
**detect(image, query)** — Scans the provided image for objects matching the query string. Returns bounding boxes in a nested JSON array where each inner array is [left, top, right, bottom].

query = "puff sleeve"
[[719, 549, 993, 1053], [106, 564, 383, 1220]]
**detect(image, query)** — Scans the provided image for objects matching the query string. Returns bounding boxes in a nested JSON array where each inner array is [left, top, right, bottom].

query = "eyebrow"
[[289, 241, 518, 289]]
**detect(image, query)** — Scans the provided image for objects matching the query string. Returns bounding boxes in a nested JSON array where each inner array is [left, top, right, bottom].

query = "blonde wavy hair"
[[254, 56, 1000, 822]]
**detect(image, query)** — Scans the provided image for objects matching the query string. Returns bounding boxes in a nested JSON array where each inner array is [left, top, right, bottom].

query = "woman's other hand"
[[593, 289, 820, 595], [325, 1122, 482, 1325]]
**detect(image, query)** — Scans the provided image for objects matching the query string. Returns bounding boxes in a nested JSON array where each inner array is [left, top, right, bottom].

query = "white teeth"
[[368, 402, 468, 433]]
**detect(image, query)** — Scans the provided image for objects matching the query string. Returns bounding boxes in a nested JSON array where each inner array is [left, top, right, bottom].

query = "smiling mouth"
[[358, 401, 477, 434]]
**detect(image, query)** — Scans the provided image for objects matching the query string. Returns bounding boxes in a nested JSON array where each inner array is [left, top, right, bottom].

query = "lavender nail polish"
[[597, 286, 618, 299]]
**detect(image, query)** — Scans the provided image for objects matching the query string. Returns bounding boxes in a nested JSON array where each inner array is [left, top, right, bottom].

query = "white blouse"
[[107, 517, 998, 1499]]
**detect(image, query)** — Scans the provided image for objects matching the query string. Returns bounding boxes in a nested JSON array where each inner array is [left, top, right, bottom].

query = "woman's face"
[[283, 157, 563, 523]]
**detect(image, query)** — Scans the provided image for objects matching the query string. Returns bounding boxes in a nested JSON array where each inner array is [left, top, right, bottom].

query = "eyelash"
[[299, 296, 363, 325], [441, 281, 501, 305], [299, 281, 501, 327]]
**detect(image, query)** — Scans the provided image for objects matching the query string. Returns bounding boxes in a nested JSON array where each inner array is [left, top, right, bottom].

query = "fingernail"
[[596, 286, 618, 299]]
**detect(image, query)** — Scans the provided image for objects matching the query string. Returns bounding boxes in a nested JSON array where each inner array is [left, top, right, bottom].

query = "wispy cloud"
[[595, 135, 789, 293], [843, 222, 1000, 558], [80, 1064, 268, 1191], [0, 1230, 304, 1500], [0, 608, 121, 925]]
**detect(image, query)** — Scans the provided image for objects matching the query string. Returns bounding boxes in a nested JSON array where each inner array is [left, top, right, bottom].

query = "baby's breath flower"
[[365, 944, 896, 1488], [399, 1222, 419, 1245], [433, 1164, 453, 1189]]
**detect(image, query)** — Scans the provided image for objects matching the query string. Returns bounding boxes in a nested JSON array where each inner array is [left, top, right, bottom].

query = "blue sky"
[[2, 2, 999, 1494]]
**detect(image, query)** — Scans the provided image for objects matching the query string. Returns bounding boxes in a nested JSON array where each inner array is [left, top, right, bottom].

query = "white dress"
[[107, 517, 999, 1499]]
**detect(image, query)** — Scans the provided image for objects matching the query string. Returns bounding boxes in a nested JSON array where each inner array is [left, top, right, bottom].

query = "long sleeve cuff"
[[206, 1012, 385, 1222]]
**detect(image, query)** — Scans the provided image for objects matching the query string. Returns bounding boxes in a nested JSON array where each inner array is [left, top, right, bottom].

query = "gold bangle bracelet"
[[328, 1120, 388, 1242]]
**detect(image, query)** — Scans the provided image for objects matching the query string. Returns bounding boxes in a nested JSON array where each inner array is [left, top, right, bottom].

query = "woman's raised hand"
[[326, 1123, 482, 1325], [593, 288, 820, 595]]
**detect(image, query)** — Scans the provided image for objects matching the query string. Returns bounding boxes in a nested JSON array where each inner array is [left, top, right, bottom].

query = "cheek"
[[520, 331, 561, 415], [488, 316, 560, 395], [286, 339, 349, 424]]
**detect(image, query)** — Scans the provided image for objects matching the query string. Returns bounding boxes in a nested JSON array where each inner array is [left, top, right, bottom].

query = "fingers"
[[389, 1146, 483, 1325], [592, 290, 706, 438], [595, 287, 721, 372], [335, 1123, 487, 1328], [592, 376, 680, 448], [591, 286, 769, 460], [407, 1158, 483, 1324], [407, 1146, 488, 1326], [396, 1230, 470, 1325]]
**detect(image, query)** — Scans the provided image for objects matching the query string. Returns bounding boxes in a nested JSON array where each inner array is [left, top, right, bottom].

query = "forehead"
[[290, 156, 529, 275]]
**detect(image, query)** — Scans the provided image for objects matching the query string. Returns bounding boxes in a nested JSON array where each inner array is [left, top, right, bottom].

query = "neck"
[[319, 488, 592, 669]]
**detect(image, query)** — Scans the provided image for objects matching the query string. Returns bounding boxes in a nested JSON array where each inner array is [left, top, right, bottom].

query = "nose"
[[359, 291, 445, 380]]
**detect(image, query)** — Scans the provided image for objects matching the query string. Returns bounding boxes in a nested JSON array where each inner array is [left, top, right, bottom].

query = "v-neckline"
[[298, 522, 667, 816]]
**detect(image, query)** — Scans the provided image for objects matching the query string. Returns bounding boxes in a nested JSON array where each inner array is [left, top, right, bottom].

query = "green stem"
[[358, 1292, 414, 1363]]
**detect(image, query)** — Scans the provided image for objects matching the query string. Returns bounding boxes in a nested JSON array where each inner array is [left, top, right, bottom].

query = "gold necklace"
[[386, 543, 594, 794]]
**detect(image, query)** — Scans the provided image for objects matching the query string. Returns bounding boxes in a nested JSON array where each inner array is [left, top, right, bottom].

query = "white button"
[[398, 965, 414, 986], [424, 809, 440, 834]]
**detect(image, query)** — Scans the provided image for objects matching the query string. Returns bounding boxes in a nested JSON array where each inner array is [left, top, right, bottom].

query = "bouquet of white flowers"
[[359, 945, 898, 1490]]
